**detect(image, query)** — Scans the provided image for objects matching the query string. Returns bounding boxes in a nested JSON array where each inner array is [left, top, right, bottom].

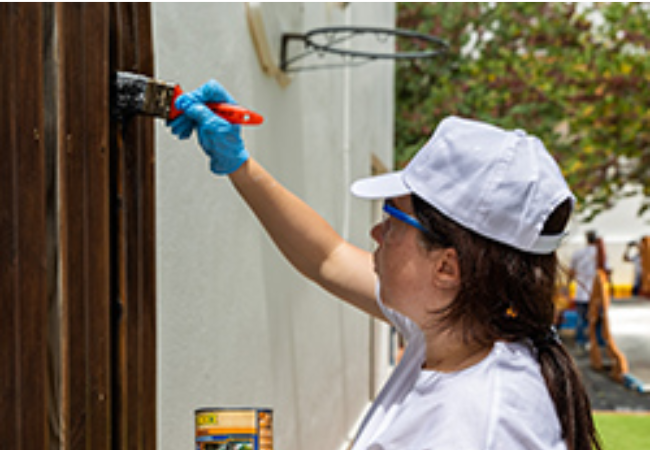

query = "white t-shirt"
[[570, 246, 597, 303], [351, 292, 566, 450]]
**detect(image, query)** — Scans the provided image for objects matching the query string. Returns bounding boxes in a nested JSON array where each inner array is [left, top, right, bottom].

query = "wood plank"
[[82, 4, 112, 450], [0, 4, 20, 449], [58, 3, 113, 449], [108, 5, 130, 447], [58, 5, 90, 448], [109, 4, 157, 448], [124, 7, 149, 449], [13, 4, 49, 450], [121, 6, 144, 446], [107, 5, 127, 448], [42, 3, 63, 447], [133, 6, 157, 449], [112, 5, 138, 449]]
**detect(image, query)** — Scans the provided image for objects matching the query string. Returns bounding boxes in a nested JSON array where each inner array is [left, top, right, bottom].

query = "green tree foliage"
[[396, 2, 650, 219]]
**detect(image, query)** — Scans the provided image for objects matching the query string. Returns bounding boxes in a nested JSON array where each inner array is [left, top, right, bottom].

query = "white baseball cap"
[[351, 116, 574, 254]]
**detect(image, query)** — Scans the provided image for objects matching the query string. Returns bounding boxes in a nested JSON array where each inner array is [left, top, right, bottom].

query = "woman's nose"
[[371, 222, 384, 244]]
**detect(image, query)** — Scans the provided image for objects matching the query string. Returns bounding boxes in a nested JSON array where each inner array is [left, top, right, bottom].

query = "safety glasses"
[[382, 202, 427, 233]]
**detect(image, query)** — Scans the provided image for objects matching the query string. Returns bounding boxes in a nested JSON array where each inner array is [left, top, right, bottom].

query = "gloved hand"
[[169, 80, 249, 175]]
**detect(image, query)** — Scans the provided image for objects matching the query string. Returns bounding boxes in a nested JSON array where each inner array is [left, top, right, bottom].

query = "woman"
[[169, 80, 601, 450]]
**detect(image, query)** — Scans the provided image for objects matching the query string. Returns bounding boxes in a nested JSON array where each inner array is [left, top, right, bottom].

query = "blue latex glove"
[[169, 80, 249, 175]]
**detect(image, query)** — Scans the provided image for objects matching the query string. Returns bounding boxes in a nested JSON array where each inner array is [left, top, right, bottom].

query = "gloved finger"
[[193, 79, 236, 105], [174, 93, 198, 114], [167, 114, 193, 136], [177, 123, 194, 140], [169, 116, 195, 139], [183, 102, 232, 132]]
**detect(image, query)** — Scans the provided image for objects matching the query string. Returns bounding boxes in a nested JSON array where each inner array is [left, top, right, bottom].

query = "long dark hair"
[[412, 194, 602, 450]]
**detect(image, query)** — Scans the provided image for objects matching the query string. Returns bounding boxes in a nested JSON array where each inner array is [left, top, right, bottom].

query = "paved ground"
[[609, 297, 650, 386], [563, 297, 650, 412]]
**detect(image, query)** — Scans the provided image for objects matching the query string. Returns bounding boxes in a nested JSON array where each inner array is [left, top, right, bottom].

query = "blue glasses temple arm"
[[383, 203, 428, 233]]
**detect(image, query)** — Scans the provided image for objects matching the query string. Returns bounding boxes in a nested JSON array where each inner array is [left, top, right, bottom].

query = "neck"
[[422, 328, 493, 373]]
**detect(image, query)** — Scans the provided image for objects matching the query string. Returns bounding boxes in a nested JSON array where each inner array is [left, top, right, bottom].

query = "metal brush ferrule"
[[142, 80, 176, 118]]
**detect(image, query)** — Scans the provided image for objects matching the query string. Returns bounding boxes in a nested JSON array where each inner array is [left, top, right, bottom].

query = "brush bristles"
[[112, 71, 175, 119]]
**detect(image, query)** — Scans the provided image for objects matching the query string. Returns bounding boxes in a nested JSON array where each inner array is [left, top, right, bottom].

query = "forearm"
[[229, 158, 383, 319], [229, 158, 341, 276]]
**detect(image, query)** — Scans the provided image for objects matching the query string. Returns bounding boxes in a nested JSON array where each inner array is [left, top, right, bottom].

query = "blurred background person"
[[569, 230, 598, 351]]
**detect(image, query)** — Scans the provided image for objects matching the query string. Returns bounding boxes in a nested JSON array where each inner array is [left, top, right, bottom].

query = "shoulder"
[[488, 342, 553, 409], [486, 342, 565, 449], [423, 344, 540, 425], [443, 342, 564, 449], [435, 342, 543, 413]]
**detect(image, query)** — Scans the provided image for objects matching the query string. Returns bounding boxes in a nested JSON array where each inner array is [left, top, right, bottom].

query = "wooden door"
[[0, 3, 156, 449]]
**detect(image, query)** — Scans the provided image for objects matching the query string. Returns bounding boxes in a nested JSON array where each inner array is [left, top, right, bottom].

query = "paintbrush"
[[111, 71, 264, 125]]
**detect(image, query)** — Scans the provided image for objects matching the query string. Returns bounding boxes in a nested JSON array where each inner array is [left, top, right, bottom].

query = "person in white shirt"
[[568, 231, 598, 349], [169, 80, 602, 450]]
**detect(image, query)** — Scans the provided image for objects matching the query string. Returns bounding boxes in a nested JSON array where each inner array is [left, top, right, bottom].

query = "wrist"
[[228, 157, 252, 179], [209, 147, 249, 175]]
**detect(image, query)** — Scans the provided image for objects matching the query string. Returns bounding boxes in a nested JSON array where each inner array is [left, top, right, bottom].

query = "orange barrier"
[[588, 269, 629, 382]]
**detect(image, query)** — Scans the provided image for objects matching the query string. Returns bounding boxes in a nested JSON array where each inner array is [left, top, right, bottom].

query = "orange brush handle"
[[168, 85, 264, 125]]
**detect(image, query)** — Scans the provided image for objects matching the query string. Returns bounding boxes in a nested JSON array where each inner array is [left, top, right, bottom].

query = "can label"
[[196, 408, 272, 450]]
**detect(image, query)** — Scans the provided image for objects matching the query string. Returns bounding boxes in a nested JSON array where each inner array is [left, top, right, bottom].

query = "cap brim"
[[350, 171, 411, 199]]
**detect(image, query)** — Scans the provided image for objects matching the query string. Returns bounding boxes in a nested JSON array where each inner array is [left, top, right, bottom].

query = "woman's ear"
[[432, 248, 461, 289]]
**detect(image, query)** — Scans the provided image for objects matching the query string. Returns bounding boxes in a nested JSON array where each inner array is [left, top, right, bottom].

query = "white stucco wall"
[[153, 3, 395, 450]]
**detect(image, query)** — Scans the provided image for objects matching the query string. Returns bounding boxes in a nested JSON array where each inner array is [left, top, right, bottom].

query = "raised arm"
[[229, 159, 382, 319], [169, 80, 383, 320]]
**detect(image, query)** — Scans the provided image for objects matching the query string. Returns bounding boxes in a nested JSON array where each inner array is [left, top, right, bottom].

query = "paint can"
[[195, 408, 273, 450]]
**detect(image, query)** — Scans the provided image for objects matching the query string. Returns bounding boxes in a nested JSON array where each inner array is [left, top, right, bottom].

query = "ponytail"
[[535, 336, 602, 450]]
